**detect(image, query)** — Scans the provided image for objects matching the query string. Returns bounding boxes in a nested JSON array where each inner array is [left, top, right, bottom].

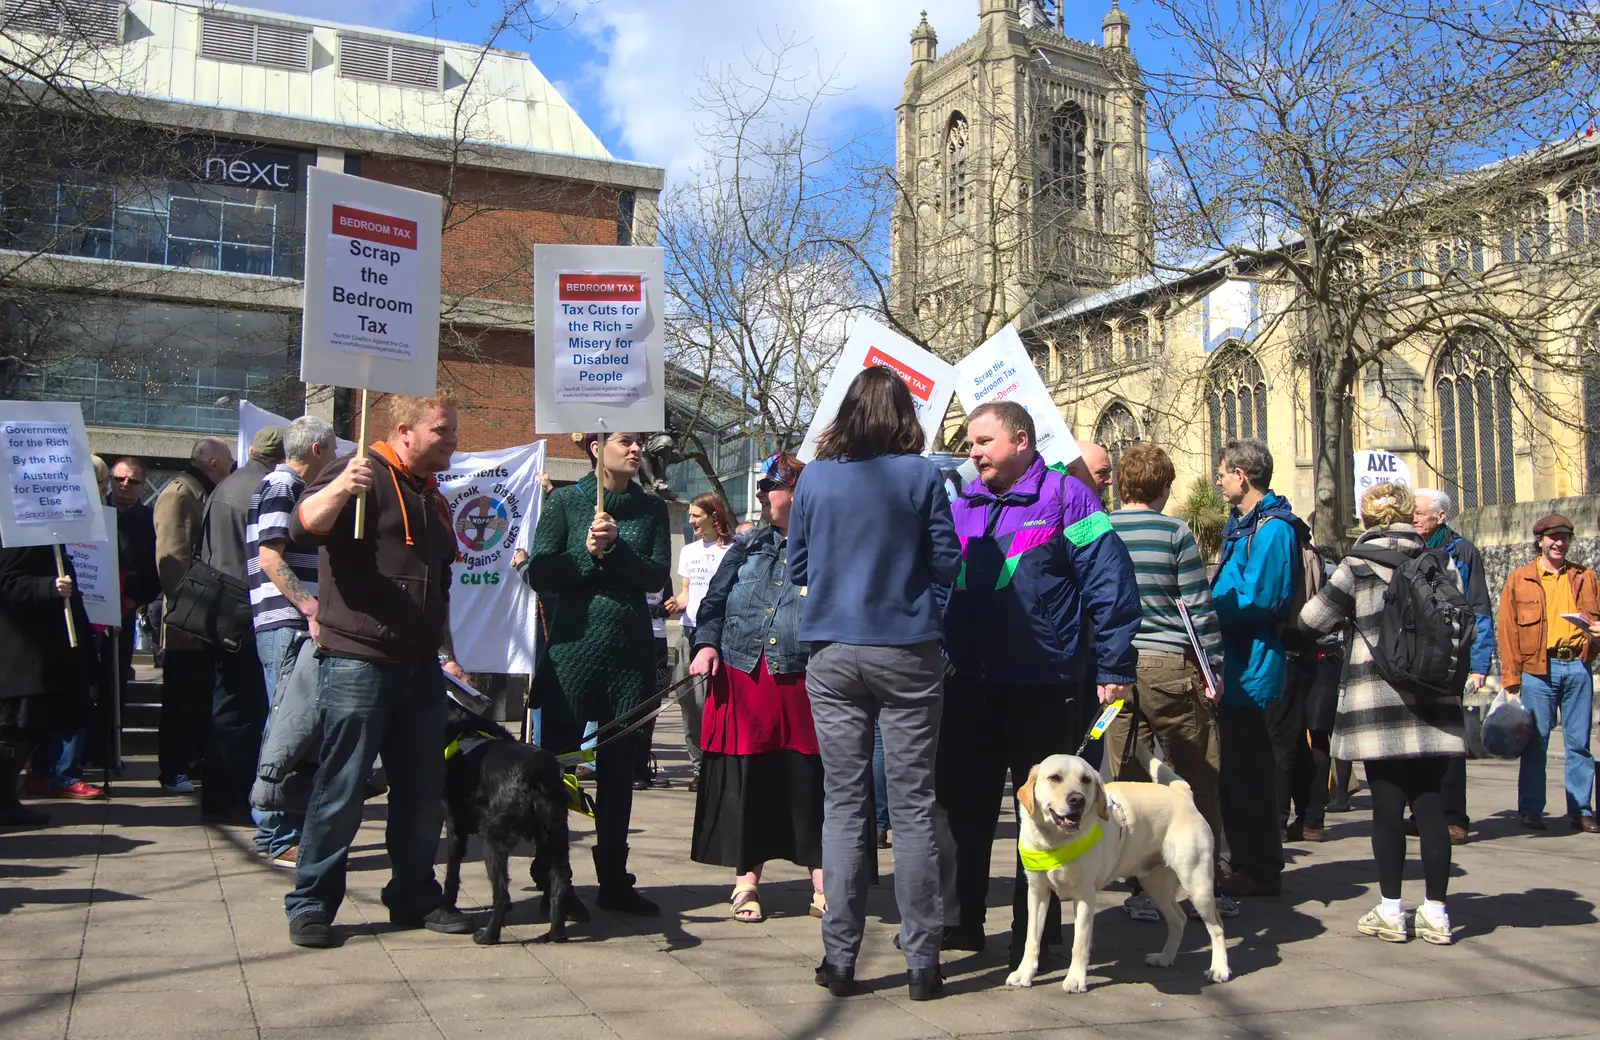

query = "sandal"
[[731, 883, 764, 923], [809, 890, 827, 919]]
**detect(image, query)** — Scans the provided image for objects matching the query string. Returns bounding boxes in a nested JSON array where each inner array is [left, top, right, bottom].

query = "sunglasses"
[[757, 478, 790, 493]]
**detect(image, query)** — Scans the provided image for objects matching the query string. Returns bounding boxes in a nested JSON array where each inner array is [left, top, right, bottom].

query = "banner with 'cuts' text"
[[439, 440, 546, 675]]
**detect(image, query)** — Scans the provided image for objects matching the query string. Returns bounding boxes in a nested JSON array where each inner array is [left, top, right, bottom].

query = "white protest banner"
[[439, 440, 546, 674], [0, 401, 109, 547], [535, 243, 666, 435], [953, 325, 1081, 468], [1353, 449, 1413, 520], [797, 319, 959, 462], [236, 401, 357, 466], [64, 506, 120, 627], [300, 167, 443, 398]]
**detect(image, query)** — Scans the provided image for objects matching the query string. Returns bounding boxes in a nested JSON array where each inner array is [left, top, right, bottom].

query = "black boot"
[[593, 846, 660, 916], [0, 740, 49, 829]]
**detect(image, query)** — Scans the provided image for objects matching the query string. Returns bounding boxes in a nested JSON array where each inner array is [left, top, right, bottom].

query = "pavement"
[[4, 704, 1600, 1040]]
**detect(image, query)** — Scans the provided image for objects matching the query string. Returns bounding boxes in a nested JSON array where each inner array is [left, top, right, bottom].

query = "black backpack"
[[1344, 544, 1476, 700]]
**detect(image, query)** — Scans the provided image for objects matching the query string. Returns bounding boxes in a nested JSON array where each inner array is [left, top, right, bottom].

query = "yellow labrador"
[[1005, 753, 1231, 993]]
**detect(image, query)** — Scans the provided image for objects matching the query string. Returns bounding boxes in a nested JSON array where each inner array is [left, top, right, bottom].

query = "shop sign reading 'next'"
[[200, 156, 294, 190]]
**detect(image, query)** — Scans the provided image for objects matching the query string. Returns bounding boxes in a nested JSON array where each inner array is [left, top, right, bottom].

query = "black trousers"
[[1217, 703, 1285, 884], [936, 679, 1074, 939], [1367, 756, 1452, 902], [203, 642, 268, 816], [1269, 657, 1328, 828], [1441, 755, 1469, 828], [542, 710, 642, 853], [159, 650, 213, 785]]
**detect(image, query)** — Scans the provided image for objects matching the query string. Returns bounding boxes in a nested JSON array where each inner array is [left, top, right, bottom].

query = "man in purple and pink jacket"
[[936, 401, 1141, 968]]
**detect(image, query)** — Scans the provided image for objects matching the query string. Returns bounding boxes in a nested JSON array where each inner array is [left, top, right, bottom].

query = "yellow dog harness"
[[1018, 822, 1104, 871]]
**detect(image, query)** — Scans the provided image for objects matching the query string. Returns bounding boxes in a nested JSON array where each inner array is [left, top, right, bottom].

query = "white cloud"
[[554, 0, 980, 176]]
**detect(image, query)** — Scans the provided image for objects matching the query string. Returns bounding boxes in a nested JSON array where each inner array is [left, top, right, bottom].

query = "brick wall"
[[346, 157, 620, 454]]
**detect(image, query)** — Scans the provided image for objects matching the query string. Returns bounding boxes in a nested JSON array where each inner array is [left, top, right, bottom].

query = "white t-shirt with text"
[[678, 539, 733, 627]]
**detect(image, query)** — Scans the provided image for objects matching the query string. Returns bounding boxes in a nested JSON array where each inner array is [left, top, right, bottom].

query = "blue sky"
[[236, 0, 1168, 177]]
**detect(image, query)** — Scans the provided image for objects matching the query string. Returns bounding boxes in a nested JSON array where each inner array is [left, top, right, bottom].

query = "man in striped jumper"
[[246, 415, 337, 867], [1102, 443, 1234, 919]]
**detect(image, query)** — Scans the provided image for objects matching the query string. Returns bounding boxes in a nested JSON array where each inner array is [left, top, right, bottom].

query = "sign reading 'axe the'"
[[551, 270, 653, 403], [324, 204, 422, 362]]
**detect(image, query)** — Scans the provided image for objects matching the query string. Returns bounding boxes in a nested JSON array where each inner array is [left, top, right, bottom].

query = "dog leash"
[[552, 673, 704, 767], [1075, 696, 1128, 756]]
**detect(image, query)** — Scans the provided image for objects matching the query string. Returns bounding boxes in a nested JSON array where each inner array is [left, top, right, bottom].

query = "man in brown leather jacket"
[[1496, 513, 1600, 833]]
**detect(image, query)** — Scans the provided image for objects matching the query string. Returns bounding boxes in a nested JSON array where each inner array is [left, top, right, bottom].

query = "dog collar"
[[1018, 822, 1104, 870], [443, 731, 498, 761]]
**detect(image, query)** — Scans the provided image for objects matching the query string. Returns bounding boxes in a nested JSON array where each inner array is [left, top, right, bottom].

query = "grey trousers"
[[676, 628, 705, 770], [806, 640, 945, 972]]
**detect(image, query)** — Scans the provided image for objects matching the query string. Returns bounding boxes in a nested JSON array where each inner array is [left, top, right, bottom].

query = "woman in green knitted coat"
[[513, 431, 670, 916]]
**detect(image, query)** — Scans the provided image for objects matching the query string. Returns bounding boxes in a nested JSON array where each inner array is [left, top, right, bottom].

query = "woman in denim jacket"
[[688, 452, 824, 922]]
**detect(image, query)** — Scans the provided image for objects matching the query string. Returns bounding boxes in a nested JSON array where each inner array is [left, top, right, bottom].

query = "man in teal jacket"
[[1211, 437, 1301, 898]]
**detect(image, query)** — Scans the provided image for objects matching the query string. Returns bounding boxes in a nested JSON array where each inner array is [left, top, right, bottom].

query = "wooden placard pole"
[[594, 430, 607, 515], [353, 389, 371, 538], [53, 543, 78, 648]]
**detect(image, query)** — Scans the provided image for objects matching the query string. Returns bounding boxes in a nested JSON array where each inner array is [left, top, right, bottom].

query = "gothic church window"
[[1040, 102, 1087, 210], [1435, 328, 1515, 508], [945, 113, 970, 218], [1499, 194, 1551, 263], [1121, 316, 1148, 362], [1563, 179, 1600, 251], [1204, 344, 1267, 467], [1085, 323, 1113, 371], [1094, 402, 1140, 508]]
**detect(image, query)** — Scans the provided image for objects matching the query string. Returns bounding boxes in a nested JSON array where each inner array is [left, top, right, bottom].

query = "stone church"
[[890, 0, 1600, 561]]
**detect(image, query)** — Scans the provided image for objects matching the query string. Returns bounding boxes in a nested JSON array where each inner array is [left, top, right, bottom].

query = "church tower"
[[891, 2, 1151, 354]]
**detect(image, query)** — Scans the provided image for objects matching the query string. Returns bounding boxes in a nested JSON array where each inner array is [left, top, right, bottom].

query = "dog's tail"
[[1147, 755, 1193, 798]]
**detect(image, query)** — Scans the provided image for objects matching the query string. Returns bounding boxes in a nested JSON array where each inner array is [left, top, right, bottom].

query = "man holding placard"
[[283, 395, 472, 947]]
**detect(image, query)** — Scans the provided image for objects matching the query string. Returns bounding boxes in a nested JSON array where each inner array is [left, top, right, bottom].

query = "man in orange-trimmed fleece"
[[282, 394, 473, 948]]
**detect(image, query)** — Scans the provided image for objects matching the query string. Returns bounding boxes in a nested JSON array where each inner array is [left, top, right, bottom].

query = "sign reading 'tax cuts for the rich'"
[[534, 244, 666, 435]]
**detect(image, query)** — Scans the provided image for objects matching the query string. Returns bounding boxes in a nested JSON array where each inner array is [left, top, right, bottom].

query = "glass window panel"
[[169, 197, 223, 241], [220, 243, 272, 275], [112, 209, 166, 264], [1437, 377, 1458, 499], [222, 201, 275, 246], [1457, 377, 1478, 508]]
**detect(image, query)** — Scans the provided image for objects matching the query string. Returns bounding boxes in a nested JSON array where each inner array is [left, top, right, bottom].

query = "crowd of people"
[[3, 374, 1597, 999]]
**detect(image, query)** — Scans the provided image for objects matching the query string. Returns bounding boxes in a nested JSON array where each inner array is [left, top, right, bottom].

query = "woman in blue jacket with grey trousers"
[[788, 366, 962, 1002]]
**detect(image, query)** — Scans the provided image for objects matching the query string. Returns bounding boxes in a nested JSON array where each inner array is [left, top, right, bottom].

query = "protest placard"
[[1, 400, 108, 646], [797, 320, 958, 462], [1353, 449, 1412, 520], [534, 244, 665, 436], [65, 506, 120, 628], [953, 325, 1081, 468], [300, 168, 442, 397]]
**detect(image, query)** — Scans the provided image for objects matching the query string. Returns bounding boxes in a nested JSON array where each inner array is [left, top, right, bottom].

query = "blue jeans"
[[253, 627, 305, 857], [1518, 659, 1596, 818], [30, 730, 87, 787], [285, 656, 447, 924]]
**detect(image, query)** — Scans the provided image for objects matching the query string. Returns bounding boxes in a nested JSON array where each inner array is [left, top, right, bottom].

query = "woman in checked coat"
[[1298, 482, 1467, 948]]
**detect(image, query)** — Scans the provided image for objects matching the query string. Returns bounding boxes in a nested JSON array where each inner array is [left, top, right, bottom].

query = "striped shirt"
[[1108, 507, 1223, 671], [246, 465, 317, 633]]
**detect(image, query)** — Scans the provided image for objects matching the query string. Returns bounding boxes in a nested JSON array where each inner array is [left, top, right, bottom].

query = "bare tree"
[[658, 38, 878, 479], [1145, 0, 1600, 549]]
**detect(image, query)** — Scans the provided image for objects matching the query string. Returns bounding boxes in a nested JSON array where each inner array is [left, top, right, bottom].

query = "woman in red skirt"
[[688, 453, 824, 921]]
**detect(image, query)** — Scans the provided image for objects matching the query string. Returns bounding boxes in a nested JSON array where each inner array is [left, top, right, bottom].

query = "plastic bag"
[[1482, 690, 1535, 759]]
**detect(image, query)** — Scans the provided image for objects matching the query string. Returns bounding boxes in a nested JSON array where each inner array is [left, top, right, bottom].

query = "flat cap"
[[1533, 513, 1575, 538]]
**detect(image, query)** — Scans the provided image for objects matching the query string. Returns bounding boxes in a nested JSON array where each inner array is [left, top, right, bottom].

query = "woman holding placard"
[[513, 430, 671, 916], [0, 543, 94, 828]]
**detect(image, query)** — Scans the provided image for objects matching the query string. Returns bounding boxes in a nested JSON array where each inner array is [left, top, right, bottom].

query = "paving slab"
[[2, 728, 1599, 1038]]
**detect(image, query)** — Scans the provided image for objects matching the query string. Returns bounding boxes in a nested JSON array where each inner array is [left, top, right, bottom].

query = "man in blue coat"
[[1413, 488, 1493, 843], [1211, 437, 1300, 898]]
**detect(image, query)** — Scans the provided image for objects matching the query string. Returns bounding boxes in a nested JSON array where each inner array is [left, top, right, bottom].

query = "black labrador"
[[441, 701, 584, 944]]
